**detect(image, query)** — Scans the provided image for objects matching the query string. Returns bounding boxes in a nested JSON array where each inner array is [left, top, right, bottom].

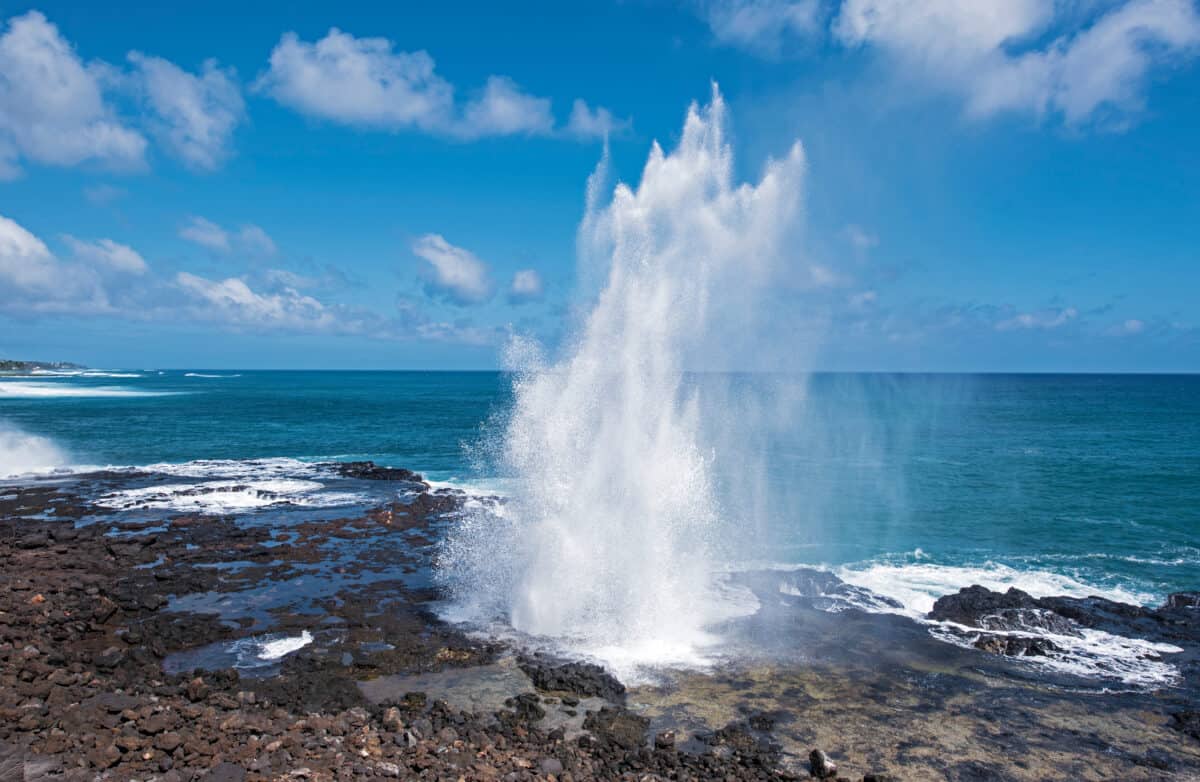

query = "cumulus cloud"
[[699, 0, 824, 55], [62, 236, 148, 274], [695, 0, 1200, 128], [175, 271, 339, 331], [0, 214, 150, 314], [255, 26, 622, 141], [179, 217, 276, 256], [835, 0, 1200, 126], [0, 10, 247, 177], [412, 233, 494, 305], [508, 269, 545, 304], [457, 76, 555, 138], [0, 11, 146, 178], [128, 52, 244, 171]]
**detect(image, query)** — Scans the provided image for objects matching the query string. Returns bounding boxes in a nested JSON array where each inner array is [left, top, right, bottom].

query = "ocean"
[[1, 369, 1196, 617]]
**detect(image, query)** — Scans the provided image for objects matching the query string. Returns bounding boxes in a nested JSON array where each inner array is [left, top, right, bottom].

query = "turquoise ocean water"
[[1, 370, 1196, 608]]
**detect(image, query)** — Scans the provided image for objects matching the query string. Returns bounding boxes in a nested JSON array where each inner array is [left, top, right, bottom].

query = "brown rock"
[[156, 732, 183, 752]]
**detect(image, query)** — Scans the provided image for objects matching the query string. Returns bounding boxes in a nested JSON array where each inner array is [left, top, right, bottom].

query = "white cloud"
[[178, 217, 275, 256], [0, 214, 116, 313], [412, 233, 493, 305], [175, 271, 337, 331], [0, 11, 146, 178], [254, 29, 454, 131], [62, 236, 148, 274], [457, 76, 554, 138], [0, 214, 59, 290], [700, 0, 824, 54], [179, 216, 230, 252], [128, 52, 244, 171], [565, 99, 630, 139], [238, 224, 277, 257], [834, 0, 1200, 126], [255, 26, 622, 141], [508, 269, 545, 304], [995, 306, 1078, 331]]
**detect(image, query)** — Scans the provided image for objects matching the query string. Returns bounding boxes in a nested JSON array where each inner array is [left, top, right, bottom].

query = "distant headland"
[[0, 359, 85, 373]]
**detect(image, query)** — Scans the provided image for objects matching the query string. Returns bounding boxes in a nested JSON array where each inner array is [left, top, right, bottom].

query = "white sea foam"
[[836, 560, 1156, 618], [184, 372, 241, 378], [258, 630, 313, 660], [139, 457, 331, 481], [0, 382, 178, 399], [833, 558, 1179, 687], [439, 86, 807, 675], [0, 423, 69, 478], [94, 478, 368, 512]]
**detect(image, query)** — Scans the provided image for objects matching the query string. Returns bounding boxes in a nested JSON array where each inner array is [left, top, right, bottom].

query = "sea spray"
[[0, 421, 68, 478], [439, 87, 807, 672]]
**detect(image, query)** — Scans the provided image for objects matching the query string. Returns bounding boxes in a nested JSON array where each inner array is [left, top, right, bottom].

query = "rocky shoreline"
[[0, 467, 811, 781], [2, 464, 1199, 780]]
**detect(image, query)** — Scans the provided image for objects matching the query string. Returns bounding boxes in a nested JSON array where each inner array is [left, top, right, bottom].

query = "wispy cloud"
[[699, 0, 824, 56], [696, 0, 1200, 129], [179, 216, 276, 257], [62, 236, 148, 275], [254, 26, 626, 141], [994, 306, 1079, 331]]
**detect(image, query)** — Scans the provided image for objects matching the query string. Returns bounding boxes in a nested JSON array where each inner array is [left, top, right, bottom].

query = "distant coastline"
[[0, 359, 85, 374]]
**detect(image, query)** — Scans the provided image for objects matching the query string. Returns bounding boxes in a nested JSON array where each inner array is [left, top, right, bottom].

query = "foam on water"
[[94, 478, 368, 512], [439, 86, 806, 674], [185, 372, 241, 378], [836, 560, 1156, 617], [831, 557, 1180, 687], [0, 381, 178, 398]]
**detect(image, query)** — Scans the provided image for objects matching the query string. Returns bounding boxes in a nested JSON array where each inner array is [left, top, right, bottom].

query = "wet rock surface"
[[0, 467, 799, 781]]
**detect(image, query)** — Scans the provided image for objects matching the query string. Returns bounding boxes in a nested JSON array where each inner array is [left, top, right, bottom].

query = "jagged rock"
[[977, 608, 1080, 637], [809, 748, 837, 778], [333, 462, 424, 484], [518, 656, 626, 703], [929, 586, 1040, 627], [973, 634, 1058, 657], [1170, 711, 1200, 741], [583, 707, 649, 750], [1165, 592, 1200, 610]]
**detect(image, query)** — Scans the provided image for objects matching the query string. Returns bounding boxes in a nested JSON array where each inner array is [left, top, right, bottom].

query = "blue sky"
[[1, 0, 1197, 371]]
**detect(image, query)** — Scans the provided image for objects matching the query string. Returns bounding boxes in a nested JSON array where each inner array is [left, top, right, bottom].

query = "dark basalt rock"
[[1166, 592, 1200, 610], [972, 634, 1059, 657], [519, 656, 626, 703], [1171, 711, 1200, 741], [929, 586, 1040, 627], [582, 706, 649, 750], [976, 607, 1081, 637], [333, 461, 425, 484]]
